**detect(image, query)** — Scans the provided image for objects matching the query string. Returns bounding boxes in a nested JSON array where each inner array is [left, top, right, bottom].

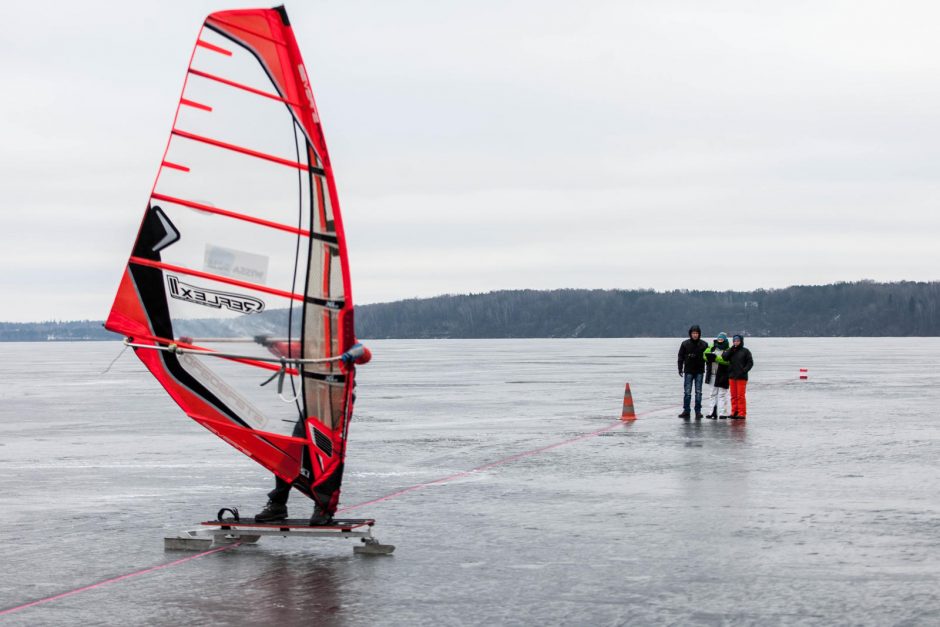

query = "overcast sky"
[[2, 0, 939, 322]]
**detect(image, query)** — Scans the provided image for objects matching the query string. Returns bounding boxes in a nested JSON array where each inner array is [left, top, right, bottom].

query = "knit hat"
[[733, 334, 743, 343], [716, 332, 728, 342]]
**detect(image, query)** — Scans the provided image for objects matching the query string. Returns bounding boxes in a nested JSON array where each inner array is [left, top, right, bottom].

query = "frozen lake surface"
[[0, 338, 938, 625]]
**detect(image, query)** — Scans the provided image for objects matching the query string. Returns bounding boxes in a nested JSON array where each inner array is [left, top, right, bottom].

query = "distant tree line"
[[353, 281, 940, 338], [3, 281, 939, 341], [0, 320, 112, 342]]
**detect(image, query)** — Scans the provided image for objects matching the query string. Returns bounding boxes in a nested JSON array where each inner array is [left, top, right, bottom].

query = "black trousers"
[[269, 417, 307, 504], [268, 476, 292, 505]]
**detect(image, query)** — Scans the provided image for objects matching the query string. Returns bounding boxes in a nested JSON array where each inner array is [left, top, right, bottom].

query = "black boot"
[[255, 499, 288, 522], [706, 409, 717, 420], [678, 411, 691, 419], [309, 505, 334, 526], [695, 412, 704, 420]]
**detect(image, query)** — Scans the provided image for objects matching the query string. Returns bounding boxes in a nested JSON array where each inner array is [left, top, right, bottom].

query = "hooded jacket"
[[677, 325, 708, 375], [723, 336, 754, 380]]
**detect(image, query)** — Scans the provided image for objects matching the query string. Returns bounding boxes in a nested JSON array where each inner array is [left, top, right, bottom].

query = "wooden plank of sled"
[[201, 518, 375, 531]]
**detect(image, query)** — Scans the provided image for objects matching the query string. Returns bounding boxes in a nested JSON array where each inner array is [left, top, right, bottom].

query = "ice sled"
[[164, 509, 394, 555]]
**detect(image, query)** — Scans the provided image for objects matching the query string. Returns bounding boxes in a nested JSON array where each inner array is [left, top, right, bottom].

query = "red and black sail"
[[106, 6, 358, 514]]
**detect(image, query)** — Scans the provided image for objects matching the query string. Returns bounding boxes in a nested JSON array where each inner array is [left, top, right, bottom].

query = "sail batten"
[[106, 6, 360, 514], [180, 98, 213, 112], [196, 39, 233, 56], [187, 68, 304, 107], [161, 160, 190, 172], [150, 192, 313, 237], [128, 257, 308, 302], [171, 128, 323, 173]]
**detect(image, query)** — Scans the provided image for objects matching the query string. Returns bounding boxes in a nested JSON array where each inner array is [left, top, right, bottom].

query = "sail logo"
[[167, 275, 265, 314], [204, 244, 269, 284]]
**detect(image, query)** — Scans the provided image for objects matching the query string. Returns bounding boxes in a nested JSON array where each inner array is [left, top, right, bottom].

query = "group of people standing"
[[677, 325, 754, 420]]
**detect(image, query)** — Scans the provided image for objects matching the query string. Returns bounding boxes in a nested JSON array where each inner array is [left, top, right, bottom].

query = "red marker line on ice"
[[0, 405, 678, 617], [0, 543, 240, 617], [339, 404, 677, 513]]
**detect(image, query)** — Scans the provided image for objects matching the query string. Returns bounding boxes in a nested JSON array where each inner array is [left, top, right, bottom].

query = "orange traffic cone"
[[621, 382, 636, 421]]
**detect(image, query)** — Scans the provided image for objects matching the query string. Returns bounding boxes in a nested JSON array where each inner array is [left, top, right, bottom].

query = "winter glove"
[[678, 370, 684, 377]]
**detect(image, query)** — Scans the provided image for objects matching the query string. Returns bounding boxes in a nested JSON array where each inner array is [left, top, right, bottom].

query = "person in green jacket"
[[703, 332, 731, 419]]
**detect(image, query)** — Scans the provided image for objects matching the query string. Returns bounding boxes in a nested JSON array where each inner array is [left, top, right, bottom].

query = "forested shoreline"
[[355, 281, 940, 338], [3, 281, 938, 340]]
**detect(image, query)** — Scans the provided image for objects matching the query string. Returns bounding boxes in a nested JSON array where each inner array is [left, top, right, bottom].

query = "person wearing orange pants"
[[729, 378, 748, 417], [723, 334, 754, 419]]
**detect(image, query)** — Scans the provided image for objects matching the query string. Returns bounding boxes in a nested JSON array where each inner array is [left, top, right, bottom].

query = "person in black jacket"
[[677, 324, 708, 419], [723, 334, 754, 419]]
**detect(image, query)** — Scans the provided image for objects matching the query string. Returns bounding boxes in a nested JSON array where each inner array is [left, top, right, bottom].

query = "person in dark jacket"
[[677, 324, 708, 419], [723, 334, 754, 419], [703, 332, 731, 419]]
